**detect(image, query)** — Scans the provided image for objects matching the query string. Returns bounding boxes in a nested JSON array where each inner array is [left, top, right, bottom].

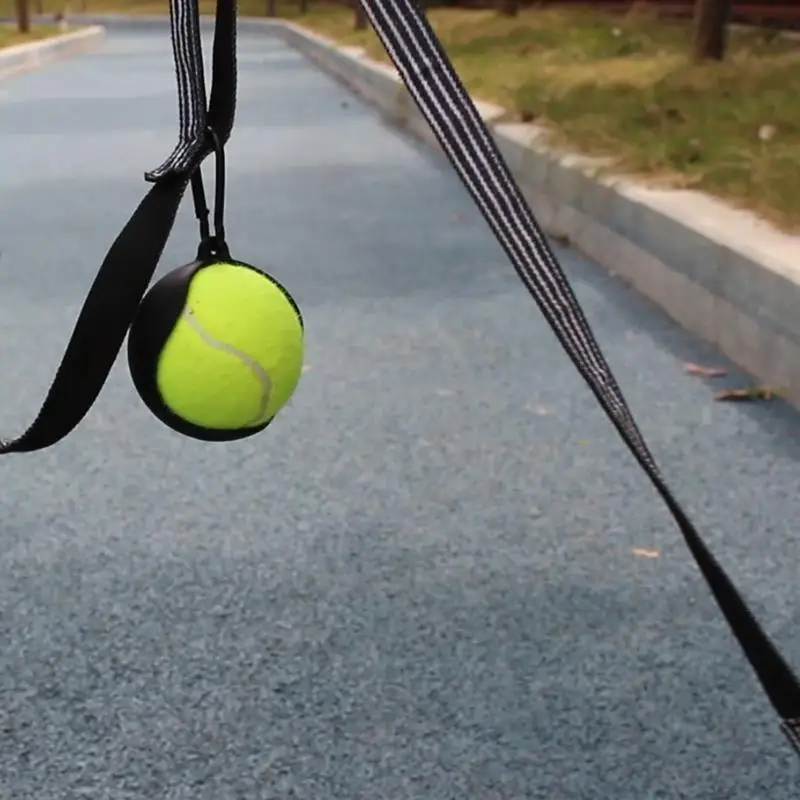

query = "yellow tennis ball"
[[127, 259, 304, 441]]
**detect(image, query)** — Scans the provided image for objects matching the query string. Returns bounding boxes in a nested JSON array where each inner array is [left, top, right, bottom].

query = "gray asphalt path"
[[1, 27, 799, 799]]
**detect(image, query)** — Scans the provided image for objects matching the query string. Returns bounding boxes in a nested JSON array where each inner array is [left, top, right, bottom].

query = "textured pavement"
[[1, 27, 799, 799]]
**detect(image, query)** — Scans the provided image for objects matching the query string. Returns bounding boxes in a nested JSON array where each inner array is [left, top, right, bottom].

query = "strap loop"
[[191, 126, 231, 262], [147, 0, 238, 182], [0, 0, 237, 453]]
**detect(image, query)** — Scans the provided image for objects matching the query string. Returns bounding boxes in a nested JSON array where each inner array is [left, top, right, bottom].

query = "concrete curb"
[[21, 15, 800, 408], [268, 20, 800, 408], [0, 25, 105, 82]]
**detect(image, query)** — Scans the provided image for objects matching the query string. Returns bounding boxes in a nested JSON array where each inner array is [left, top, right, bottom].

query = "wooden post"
[[354, 0, 367, 30], [15, 0, 31, 34], [499, 0, 519, 17], [266, 0, 277, 17], [692, 0, 733, 61], [298, 0, 308, 13]]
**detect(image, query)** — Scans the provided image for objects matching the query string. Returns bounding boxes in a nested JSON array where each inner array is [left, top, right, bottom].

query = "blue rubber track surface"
[[1, 26, 799, 799]]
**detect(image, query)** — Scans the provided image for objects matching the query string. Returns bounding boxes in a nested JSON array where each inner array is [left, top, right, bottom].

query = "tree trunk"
[[691, 0, 732, 61], [266, 0, 277, 17], [354, 0, 367, 30], [499, 0, 519, 16], [15, 0, 31, 34]]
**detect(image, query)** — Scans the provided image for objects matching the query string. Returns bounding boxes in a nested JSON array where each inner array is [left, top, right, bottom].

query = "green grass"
[[290, 3, 800, 232], [0, 22, 61, 48]]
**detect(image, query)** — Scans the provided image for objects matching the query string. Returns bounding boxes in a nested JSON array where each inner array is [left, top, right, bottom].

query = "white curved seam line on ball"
[[182, 307, 272, 425]]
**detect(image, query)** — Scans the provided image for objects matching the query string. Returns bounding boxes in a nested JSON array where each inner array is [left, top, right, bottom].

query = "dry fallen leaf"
[[632, 547, 660, 558], [715, 387, 782, 402], [684, 361, 727, 378], [758, 124, 777, 142], [524, 404, 552, 416]]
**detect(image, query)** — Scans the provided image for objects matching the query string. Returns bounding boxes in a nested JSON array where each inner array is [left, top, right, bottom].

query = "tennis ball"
[[127, 259, 304, 441]]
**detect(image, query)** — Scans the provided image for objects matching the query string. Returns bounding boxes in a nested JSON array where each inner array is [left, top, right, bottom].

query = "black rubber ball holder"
[[127, 251, 303, 443]]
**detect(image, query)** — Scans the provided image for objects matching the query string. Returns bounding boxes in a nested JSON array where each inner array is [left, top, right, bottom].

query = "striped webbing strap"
[[147, 0, 238, 181], [356, 0, 800, 752]]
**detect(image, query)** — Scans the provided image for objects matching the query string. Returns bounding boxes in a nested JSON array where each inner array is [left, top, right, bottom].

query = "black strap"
[[0, 0, 237, 455], [355, 0, 800, 751]]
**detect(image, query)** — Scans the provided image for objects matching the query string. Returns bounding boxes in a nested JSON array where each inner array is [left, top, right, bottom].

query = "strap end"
[[781, 718, 800, 757]]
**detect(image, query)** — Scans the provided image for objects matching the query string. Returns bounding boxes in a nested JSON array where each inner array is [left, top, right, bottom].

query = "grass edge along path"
[[0, 23, 63, 50], [289, 3, 799, 234], [4, 0, 796, 232]]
